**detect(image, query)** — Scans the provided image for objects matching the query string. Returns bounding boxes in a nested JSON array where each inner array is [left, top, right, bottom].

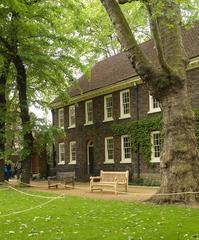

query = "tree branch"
[[118, 0, 133, 4], [100, 0, 160, 85], [145, 2, 173, 75]]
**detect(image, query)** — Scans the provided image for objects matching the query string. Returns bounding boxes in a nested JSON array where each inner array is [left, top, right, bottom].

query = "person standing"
[[7, 163, 11, 180], [4, 164, 9, 181]]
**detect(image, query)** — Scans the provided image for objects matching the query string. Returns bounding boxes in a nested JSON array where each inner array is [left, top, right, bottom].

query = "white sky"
[[30, 105, 52, 124]]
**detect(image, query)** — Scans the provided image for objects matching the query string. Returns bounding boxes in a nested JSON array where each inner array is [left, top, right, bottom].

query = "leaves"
[[112, 116, 161, 163]]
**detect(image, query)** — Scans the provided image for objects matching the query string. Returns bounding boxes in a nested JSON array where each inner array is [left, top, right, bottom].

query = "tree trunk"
[[39, 146, 48, 179], [0, 58, 10, 182], [157, 83, 199, 203], [13, 55, 34, 184], [100, 0, 199, 203]]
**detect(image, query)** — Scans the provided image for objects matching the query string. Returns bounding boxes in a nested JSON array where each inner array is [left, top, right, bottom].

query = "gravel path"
[[6, 180, 199, 207], [25, 181, 158, 202]]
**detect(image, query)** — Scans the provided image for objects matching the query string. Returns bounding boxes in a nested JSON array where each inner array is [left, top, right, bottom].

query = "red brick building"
[[51, 24, 199, 181]]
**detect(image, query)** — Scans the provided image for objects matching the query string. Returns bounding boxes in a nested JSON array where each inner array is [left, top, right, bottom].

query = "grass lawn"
[[0, 186, 199, 240]]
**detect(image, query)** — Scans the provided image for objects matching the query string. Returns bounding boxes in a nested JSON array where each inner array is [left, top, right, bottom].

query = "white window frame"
[[68, 105, 76, 128], [58, 142, 65, 165], [84, 100, 93, 125], [104, 137, 114, 164], [103, 94, 113, 122], [58, 108, 64, 128], [69, 141, 76, 164], [120, 135, 131, 163], [119, 89, 131, 119], [151, 131, 161, 163], [148, 94, 161, 113]]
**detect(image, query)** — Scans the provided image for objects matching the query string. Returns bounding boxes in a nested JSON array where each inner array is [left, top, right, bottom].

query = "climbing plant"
[[112, 116, 161, 164], [113, 110, 199, 164]]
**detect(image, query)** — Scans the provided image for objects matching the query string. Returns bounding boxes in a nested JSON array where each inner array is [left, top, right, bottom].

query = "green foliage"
[[113, 109, 199, 164], [79, 0, 150, 59], [33, 124, 66, 153], [0, 0, 89, 161], [194, 109, 199, 150], [180, 0, 199, 25], [112, 116, 161, 164]]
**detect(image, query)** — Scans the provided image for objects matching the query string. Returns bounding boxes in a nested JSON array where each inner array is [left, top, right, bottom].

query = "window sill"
[[151, 158, 160, 163], [58, 162, 65, 165], [104, 160, 114, 164], [69, 161, 76, 165], [119, 115, 131, 120], [120, 159, 131, 164], [103, 118, 113, 123], [148, 109, 161, 114], [84, 122, 93, 126], [68, 125, 76, 129]]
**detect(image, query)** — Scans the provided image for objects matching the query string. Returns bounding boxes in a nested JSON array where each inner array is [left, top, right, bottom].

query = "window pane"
[[153, 133, 160, 158], [59, 143, 65, 163], [105, 96, 113, 119], [122, 91, 130, 115], [86, 101, 93, 123], [59, 109, 64, 127], [123, 136, 131, 159], [70, 142, 76, 162], [69, 105, 75, 127], [153, 97, 160, 109], [106, 138, 114, 160]]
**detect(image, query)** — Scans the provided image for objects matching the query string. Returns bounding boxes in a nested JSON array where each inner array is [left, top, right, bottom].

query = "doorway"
[[87, 141, 94, 175]]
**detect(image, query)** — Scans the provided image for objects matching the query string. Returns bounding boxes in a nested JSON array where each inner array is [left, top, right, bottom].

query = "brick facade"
[[52, 66, 199, 181]]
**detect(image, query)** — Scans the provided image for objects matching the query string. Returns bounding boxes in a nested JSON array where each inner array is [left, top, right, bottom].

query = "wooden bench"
[[90, 170, 129, 194], [48, 171, 75, 189]]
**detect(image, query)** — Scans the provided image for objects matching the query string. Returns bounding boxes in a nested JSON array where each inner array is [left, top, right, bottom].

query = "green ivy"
[[194, 109, 199, 149], [112, 110, 199, 164], [112, 116, 161, 164]]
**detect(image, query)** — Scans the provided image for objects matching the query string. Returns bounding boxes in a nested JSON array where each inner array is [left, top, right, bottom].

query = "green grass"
[[0, 186, 199, 240]]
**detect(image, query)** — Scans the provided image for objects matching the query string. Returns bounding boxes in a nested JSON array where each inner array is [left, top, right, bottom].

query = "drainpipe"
[[51, 109, 56, 169], [135, 84, 141, 179]]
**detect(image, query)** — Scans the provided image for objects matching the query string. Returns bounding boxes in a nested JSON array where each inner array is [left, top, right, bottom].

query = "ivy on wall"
[[112, 109, 199, 164], [194, 109, 199, 149]]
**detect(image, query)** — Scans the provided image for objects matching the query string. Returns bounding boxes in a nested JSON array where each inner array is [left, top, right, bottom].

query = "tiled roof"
[[53, 24, 199, 103]]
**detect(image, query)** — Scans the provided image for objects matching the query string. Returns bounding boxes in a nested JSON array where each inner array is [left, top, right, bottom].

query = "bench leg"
[[90, 182, 93, 192], [115, 183, 118, 195]]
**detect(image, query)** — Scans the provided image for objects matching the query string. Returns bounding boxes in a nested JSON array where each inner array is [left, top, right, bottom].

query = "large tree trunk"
[[13, 55, 34, 184], [158, 83, 199, 203], [100, 0, 199, 203], [0, 58, 10, 182]]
